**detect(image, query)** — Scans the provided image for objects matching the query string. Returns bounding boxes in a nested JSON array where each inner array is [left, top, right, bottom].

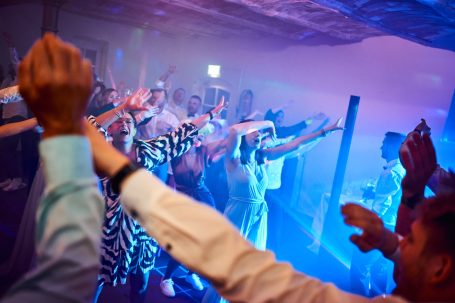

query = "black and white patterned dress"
[[88, 116, 198, 286]]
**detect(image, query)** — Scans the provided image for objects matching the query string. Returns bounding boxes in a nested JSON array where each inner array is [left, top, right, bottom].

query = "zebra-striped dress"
[[88, 116, 198, 286]]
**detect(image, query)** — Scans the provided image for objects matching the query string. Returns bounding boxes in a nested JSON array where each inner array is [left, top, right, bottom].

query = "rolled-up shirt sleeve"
[[120, 169, 406, 303]]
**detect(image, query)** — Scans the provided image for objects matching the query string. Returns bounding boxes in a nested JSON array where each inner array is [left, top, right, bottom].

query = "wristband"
[[110, 162, 139, 195], [207, 111, 214, 120]]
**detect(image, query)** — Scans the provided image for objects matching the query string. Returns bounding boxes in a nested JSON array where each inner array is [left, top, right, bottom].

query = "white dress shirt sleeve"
[[120, 169, 407, 303]]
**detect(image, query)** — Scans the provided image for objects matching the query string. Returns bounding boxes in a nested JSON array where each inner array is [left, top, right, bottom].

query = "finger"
[[142, 91, 152, 103], [344, 218, 375, 232], [337, 117, 343, 126], [29, 39, 52, 89], [422, 133, 437, 171], [352, 239, 375, 252], [341, 203, 376, 219], [139, 88, 148, 96], [400, 142, 414, 171], [68, 44, 83, 86], [44, 33, 70, 74], [407, 135, 423, 173], [350, 234, 376, 250], [132, 88, 142, 98]]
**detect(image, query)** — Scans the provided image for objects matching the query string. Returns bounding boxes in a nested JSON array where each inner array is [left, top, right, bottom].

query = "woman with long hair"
[[223, 118, 343, 249]]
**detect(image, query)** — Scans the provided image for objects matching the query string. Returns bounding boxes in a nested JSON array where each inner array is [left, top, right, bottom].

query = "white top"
[[136, 108, 180, 140]]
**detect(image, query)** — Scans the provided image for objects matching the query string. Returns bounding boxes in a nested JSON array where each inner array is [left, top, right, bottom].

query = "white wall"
[[1, 3, 454, 206]]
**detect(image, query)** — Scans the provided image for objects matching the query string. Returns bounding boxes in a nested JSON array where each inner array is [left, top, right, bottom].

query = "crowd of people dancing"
[[0, 33, 454, 303]]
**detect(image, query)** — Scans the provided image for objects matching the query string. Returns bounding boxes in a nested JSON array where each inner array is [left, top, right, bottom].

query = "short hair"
[[384, 132, 406, 145], [417, 193, 455, 259], [189, 95, 202, 103], [150, 88, 168, 101], [384, 131, 406, 154]]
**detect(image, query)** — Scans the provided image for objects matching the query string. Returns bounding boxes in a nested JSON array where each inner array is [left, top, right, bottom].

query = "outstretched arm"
[[135, 97, 228, 169], [264, 117, 342, 161], [276, 113, 327, 138], [95, 88, 152, 128], [0, 118, 37, 138], [190, 96, 227, 129]]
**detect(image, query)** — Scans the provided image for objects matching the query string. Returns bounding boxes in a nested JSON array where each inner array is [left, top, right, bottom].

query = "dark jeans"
[[177, 185, 215, 208], [164, 185, 215, 279]]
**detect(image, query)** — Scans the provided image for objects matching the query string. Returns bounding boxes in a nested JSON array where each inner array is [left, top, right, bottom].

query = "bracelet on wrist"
[[207, 111, 214, 120]]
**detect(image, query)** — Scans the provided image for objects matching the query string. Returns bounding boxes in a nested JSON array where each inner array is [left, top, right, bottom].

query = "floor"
[[98, 252, 209, 303]]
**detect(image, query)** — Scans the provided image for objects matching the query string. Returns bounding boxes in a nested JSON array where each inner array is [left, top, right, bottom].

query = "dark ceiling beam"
[[311, 0, 455, 50], [156, 0, 305, 40], [61, 1, 258, 40], [225, 0, 382, 41]]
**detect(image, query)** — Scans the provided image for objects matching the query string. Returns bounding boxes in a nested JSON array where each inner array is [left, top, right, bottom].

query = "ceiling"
[[3, 0, 455, 51]]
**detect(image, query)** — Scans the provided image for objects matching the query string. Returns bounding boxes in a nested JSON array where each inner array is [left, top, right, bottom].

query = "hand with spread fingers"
[[211, 96, 228, 117], [342, 203, 399, 256], [122, 88, 152, 112], [18, 33, 92, 138]]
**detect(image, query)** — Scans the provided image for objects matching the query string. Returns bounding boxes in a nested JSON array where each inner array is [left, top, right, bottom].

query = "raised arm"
[[0, 117, 37, 138], [155, 65, 176, 89], [225, 120, 275, 162], [396, 131, 437, 235], [190, 96, 227, 129], [264, 117, 342, 161], [95, 88, 152, 129], [3, 33, 103, 303], [137, 122, 198, 170]]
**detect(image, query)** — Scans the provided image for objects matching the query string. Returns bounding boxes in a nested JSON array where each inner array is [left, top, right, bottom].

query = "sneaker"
[[185, 273, 204, 291], [2, 178, 26, 192], [160, 278, 175, 297]]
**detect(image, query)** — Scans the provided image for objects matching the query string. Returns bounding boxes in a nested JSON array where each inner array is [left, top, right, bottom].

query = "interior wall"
[[1, 3, 454, 203]]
